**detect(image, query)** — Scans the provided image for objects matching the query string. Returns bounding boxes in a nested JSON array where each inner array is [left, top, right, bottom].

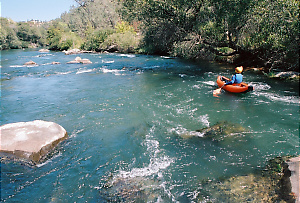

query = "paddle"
[[213, 84, 225, 97]]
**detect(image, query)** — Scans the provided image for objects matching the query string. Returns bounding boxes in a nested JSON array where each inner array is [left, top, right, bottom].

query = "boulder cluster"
[[23, 49, 93, 66]]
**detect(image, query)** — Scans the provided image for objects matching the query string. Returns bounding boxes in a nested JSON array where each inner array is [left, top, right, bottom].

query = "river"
[[1, 49, 299, 202]]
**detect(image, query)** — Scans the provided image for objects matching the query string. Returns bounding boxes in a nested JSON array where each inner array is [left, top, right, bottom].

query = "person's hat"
[[235, 66, 243, 73]]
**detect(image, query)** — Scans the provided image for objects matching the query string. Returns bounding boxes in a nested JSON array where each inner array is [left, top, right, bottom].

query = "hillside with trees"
[[1, 0, 299, 71]]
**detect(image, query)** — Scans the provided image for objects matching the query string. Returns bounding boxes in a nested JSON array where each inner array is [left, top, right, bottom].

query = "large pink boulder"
[[0, 120, 67, 163]]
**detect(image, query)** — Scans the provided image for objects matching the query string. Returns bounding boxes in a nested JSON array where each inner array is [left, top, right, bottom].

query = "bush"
[[100, 31, 140, 53], [81, 29, 114, 51], [47, 21, 82, 51], [115, 21, 135, 34]]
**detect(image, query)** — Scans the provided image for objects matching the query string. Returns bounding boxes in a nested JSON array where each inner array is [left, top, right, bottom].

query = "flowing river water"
[[1, 49, 299, 202]]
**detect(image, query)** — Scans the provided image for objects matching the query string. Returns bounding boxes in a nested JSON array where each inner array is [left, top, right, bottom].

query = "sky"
[[1, 0, 76, 22]]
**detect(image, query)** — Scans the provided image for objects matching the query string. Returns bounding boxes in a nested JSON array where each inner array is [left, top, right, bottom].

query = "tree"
[[121, 0, 299, 71], [46, 21, 82, 51], [61, 0, 120, 37], [0, 18, 22, 49]]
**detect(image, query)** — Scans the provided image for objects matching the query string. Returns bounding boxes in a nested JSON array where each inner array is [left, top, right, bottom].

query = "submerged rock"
[[197, 156, 298, 203], [196, 121, 247, 142], [0, 120, 67, 163], [100, 175, 162, 202], [199, 174, 278, 202]]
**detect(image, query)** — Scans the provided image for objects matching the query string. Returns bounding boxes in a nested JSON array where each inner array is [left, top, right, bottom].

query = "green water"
[[1, 49, 299, 202]]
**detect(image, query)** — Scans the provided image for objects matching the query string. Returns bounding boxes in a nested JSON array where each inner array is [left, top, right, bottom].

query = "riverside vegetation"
[[1, 0, 299, 72]]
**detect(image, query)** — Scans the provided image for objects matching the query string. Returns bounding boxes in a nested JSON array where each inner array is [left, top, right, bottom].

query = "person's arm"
[[225, 75, 235, 85]]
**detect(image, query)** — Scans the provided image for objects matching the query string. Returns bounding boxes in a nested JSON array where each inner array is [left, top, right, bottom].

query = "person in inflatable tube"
[[223, 66, 243, 85]]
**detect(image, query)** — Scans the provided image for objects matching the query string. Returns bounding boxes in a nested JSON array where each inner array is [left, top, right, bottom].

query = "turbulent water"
[[1, 49, 299, 202]]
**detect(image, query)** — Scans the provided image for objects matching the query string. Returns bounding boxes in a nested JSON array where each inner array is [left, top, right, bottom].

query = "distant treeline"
[[0, 18, 48, 49], [1, 0, 299, 71]]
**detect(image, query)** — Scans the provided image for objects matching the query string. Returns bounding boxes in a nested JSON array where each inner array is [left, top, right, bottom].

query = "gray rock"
[[101, 176, 161, 202], [197, 156, 298, 202], [66, 60, 81, 64], [0, 120, 67, 163], [79, 58, 92, 64], [63, 48, 81, 55], [274, 71, 300, 80], [24, 60, 37, 65], [67, 57, 92, 64], [39, 49, 50, 53], [287, 156, 299, 203]]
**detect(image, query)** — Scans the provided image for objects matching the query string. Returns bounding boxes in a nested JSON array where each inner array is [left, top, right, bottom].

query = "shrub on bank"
[[80, 29, 114, 52], [100, 31, 140, 53]]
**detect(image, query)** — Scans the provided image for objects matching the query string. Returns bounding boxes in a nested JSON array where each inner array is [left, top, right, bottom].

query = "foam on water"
[[55, 71, 73, 75], [10, 65, 24, 68], [258, 92, 299, 104], [101, 60, 115, 64], [167, 126, 204, 138], [201, 81, 216, 86], [249, 82, 271, 90], [76, 68, 95, 74], [117, 54, 136, 58], [116, 126, 174, 179], [36, 152, 62, 168], [100, 67, 126, 75], [248, 82, 299, 104], [196, 114, 210, 127]]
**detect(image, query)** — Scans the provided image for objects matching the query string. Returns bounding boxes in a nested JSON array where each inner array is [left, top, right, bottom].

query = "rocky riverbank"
[[196, 156, 299, 203]]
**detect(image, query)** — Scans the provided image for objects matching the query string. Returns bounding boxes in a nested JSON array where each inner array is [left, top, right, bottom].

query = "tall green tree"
[[0, 18, 22, 49], [61, 0, 120, 37], [0, 18, 48, 49], [121, 0, 299, 71], [46, 21, 82, 50]]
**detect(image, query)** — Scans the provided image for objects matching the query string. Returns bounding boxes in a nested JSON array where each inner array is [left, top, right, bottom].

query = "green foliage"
[[47, 21, 82, 51], [100, 31, 140, 53], [61, 0, 120, 37], [80, 20, 138, 53], [240, 0, 299, 70], [80, 29, 114, 51], [121, 0, 299, 70], [115, 21, 135, 34], [0, 18, 22, 49], [0, 18, 47, 49]]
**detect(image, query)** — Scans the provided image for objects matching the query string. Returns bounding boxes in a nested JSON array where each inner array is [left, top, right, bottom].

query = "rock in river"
[[39, 49, 50, 53], [197, 156, 298, 202], [196, 121, 247, 142], [63, 48, 81, 55], [174, 121, 248, 146], [24, 60, 37, 66], [0, 120, 67, 163], [67, 57, 92, 64]]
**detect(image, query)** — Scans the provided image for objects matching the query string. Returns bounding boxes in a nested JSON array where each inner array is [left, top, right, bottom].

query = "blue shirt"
[[226, 74, 243, 85]]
